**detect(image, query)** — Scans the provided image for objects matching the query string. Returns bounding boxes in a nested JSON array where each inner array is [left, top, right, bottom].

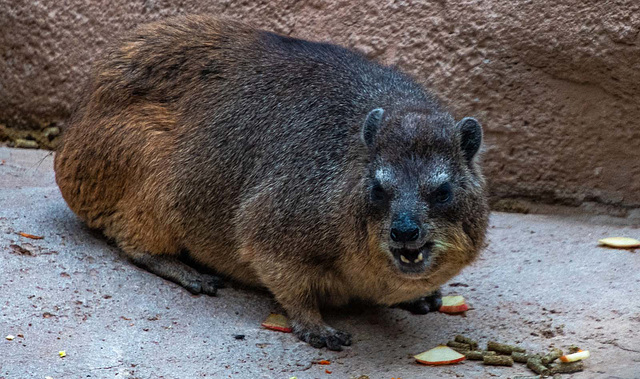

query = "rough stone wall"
[[1, 0, 639, 208]]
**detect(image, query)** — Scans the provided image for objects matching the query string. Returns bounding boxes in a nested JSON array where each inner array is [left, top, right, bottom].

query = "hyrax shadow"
[[54, 15, 489, 350]]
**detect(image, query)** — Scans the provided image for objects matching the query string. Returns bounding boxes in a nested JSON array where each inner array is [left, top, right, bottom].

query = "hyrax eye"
[[371, 183, 387, 202], [432, 182, 453, 204]]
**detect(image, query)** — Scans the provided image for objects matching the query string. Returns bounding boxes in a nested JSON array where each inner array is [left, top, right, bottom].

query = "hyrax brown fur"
[[54, 15, 489, 350]]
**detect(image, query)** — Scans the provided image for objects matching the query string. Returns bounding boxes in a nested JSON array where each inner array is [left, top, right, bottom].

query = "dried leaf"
[[18, 232, 44, 240]]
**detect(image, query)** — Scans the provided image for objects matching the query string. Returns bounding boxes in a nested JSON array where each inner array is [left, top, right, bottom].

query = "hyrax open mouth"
[[390, 242, 433, 274]]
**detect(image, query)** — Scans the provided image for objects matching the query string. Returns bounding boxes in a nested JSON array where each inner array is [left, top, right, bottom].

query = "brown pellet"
[[464, 351, 484, 360], [541, 348, 564, 365], [465, 350, 497, 359], [455, 335, 479, 350], [511, 351, 530, 363], [568, 345, 581, 354], [487, 341, 526, 355], [447, 341, 471, 351], [483, 355, 514, 366], [527, 357, 550, 376], [550, 361, 584, 374]]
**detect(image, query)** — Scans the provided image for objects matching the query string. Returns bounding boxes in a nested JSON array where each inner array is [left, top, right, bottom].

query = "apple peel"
[[598, 237, 640, 248], [415, 345, 466, 365], [439, 295, 469, 313], [261, 313, 292, 333], [560, 350, 590, 363]]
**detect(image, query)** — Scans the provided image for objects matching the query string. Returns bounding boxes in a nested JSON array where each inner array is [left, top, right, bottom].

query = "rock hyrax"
[[54, 15, 489, 350]]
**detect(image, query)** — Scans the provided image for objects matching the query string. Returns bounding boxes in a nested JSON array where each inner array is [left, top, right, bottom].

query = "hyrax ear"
[[456, 117, 483, 161], [362, 108, 384, 147]]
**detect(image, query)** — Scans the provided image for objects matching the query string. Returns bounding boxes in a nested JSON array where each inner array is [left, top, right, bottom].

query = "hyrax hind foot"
[[395, 288, 442, 314], [129, 253, 224, 295], [292, 322, 352, 351]]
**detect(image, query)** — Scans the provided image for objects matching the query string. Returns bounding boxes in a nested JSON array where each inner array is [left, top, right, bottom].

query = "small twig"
[[603, 340, 640, 353], [90, 363, 124, 370], [33, 151, 54, 170]]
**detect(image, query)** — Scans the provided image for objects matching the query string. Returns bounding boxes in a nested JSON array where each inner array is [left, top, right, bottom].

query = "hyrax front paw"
[[128, 252, 224, 296], [396, 288, 442, 314], [293, 323, 352, 351], [182, 273, 225, 296]]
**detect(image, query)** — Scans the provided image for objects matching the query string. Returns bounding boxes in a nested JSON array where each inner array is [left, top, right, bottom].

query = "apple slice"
[[559, 350, 590, 362], [415, 345, 466, 365], [598, 237, 640, 249], [439, 295, 469, 313], [261, 313, 292, 333]]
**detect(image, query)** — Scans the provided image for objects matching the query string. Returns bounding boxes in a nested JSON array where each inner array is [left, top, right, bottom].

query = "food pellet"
[[541, 347, 563, 365], [568, 345, 581, 354], [447, 341, 471, 351], [511, 351, 530, 363], [455, 335, 479, 350], [550, 361, 584, 374], [449, 347, 469, 354], [466, 350, 498, 359], [487, 341, 526, 354], [483, 355, 514, 366], [527, 357, 549, 376], [465, 351, 484, 360]]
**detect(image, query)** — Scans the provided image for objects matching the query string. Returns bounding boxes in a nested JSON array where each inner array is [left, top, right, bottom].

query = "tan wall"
[[1, 0, 639, 208]]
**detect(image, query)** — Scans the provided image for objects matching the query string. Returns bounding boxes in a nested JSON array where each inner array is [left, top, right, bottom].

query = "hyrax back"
[[54, 15, 489, 350]]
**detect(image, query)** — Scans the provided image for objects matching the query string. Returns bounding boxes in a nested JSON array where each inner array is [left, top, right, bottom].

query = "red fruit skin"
[[438, 303, 469, 314], [261, 322, 293, 333]]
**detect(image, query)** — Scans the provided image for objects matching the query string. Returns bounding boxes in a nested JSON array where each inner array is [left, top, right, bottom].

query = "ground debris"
[[9, 244, 33, 256]]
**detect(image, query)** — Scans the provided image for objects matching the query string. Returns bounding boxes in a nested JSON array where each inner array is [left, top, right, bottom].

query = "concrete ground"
[[1, 146, 639, 379]]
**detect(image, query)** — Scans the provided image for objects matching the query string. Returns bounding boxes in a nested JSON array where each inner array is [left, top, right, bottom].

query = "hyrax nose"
[[390, 222, 420, 243]]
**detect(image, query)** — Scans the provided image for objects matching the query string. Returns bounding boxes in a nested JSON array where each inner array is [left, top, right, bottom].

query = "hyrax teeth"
[[414, 253, 424, 263], [400, 255, 411, 264]]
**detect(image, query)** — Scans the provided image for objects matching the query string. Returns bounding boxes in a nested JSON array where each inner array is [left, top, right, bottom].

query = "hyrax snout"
[[54, 15, 489, 350]]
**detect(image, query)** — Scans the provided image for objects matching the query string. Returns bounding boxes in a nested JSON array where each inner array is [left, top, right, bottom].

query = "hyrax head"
[[360, 107, 488, 278]]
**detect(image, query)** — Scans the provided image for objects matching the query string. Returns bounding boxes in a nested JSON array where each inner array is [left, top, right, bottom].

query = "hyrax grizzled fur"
[[55, 15, 489, 350]]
